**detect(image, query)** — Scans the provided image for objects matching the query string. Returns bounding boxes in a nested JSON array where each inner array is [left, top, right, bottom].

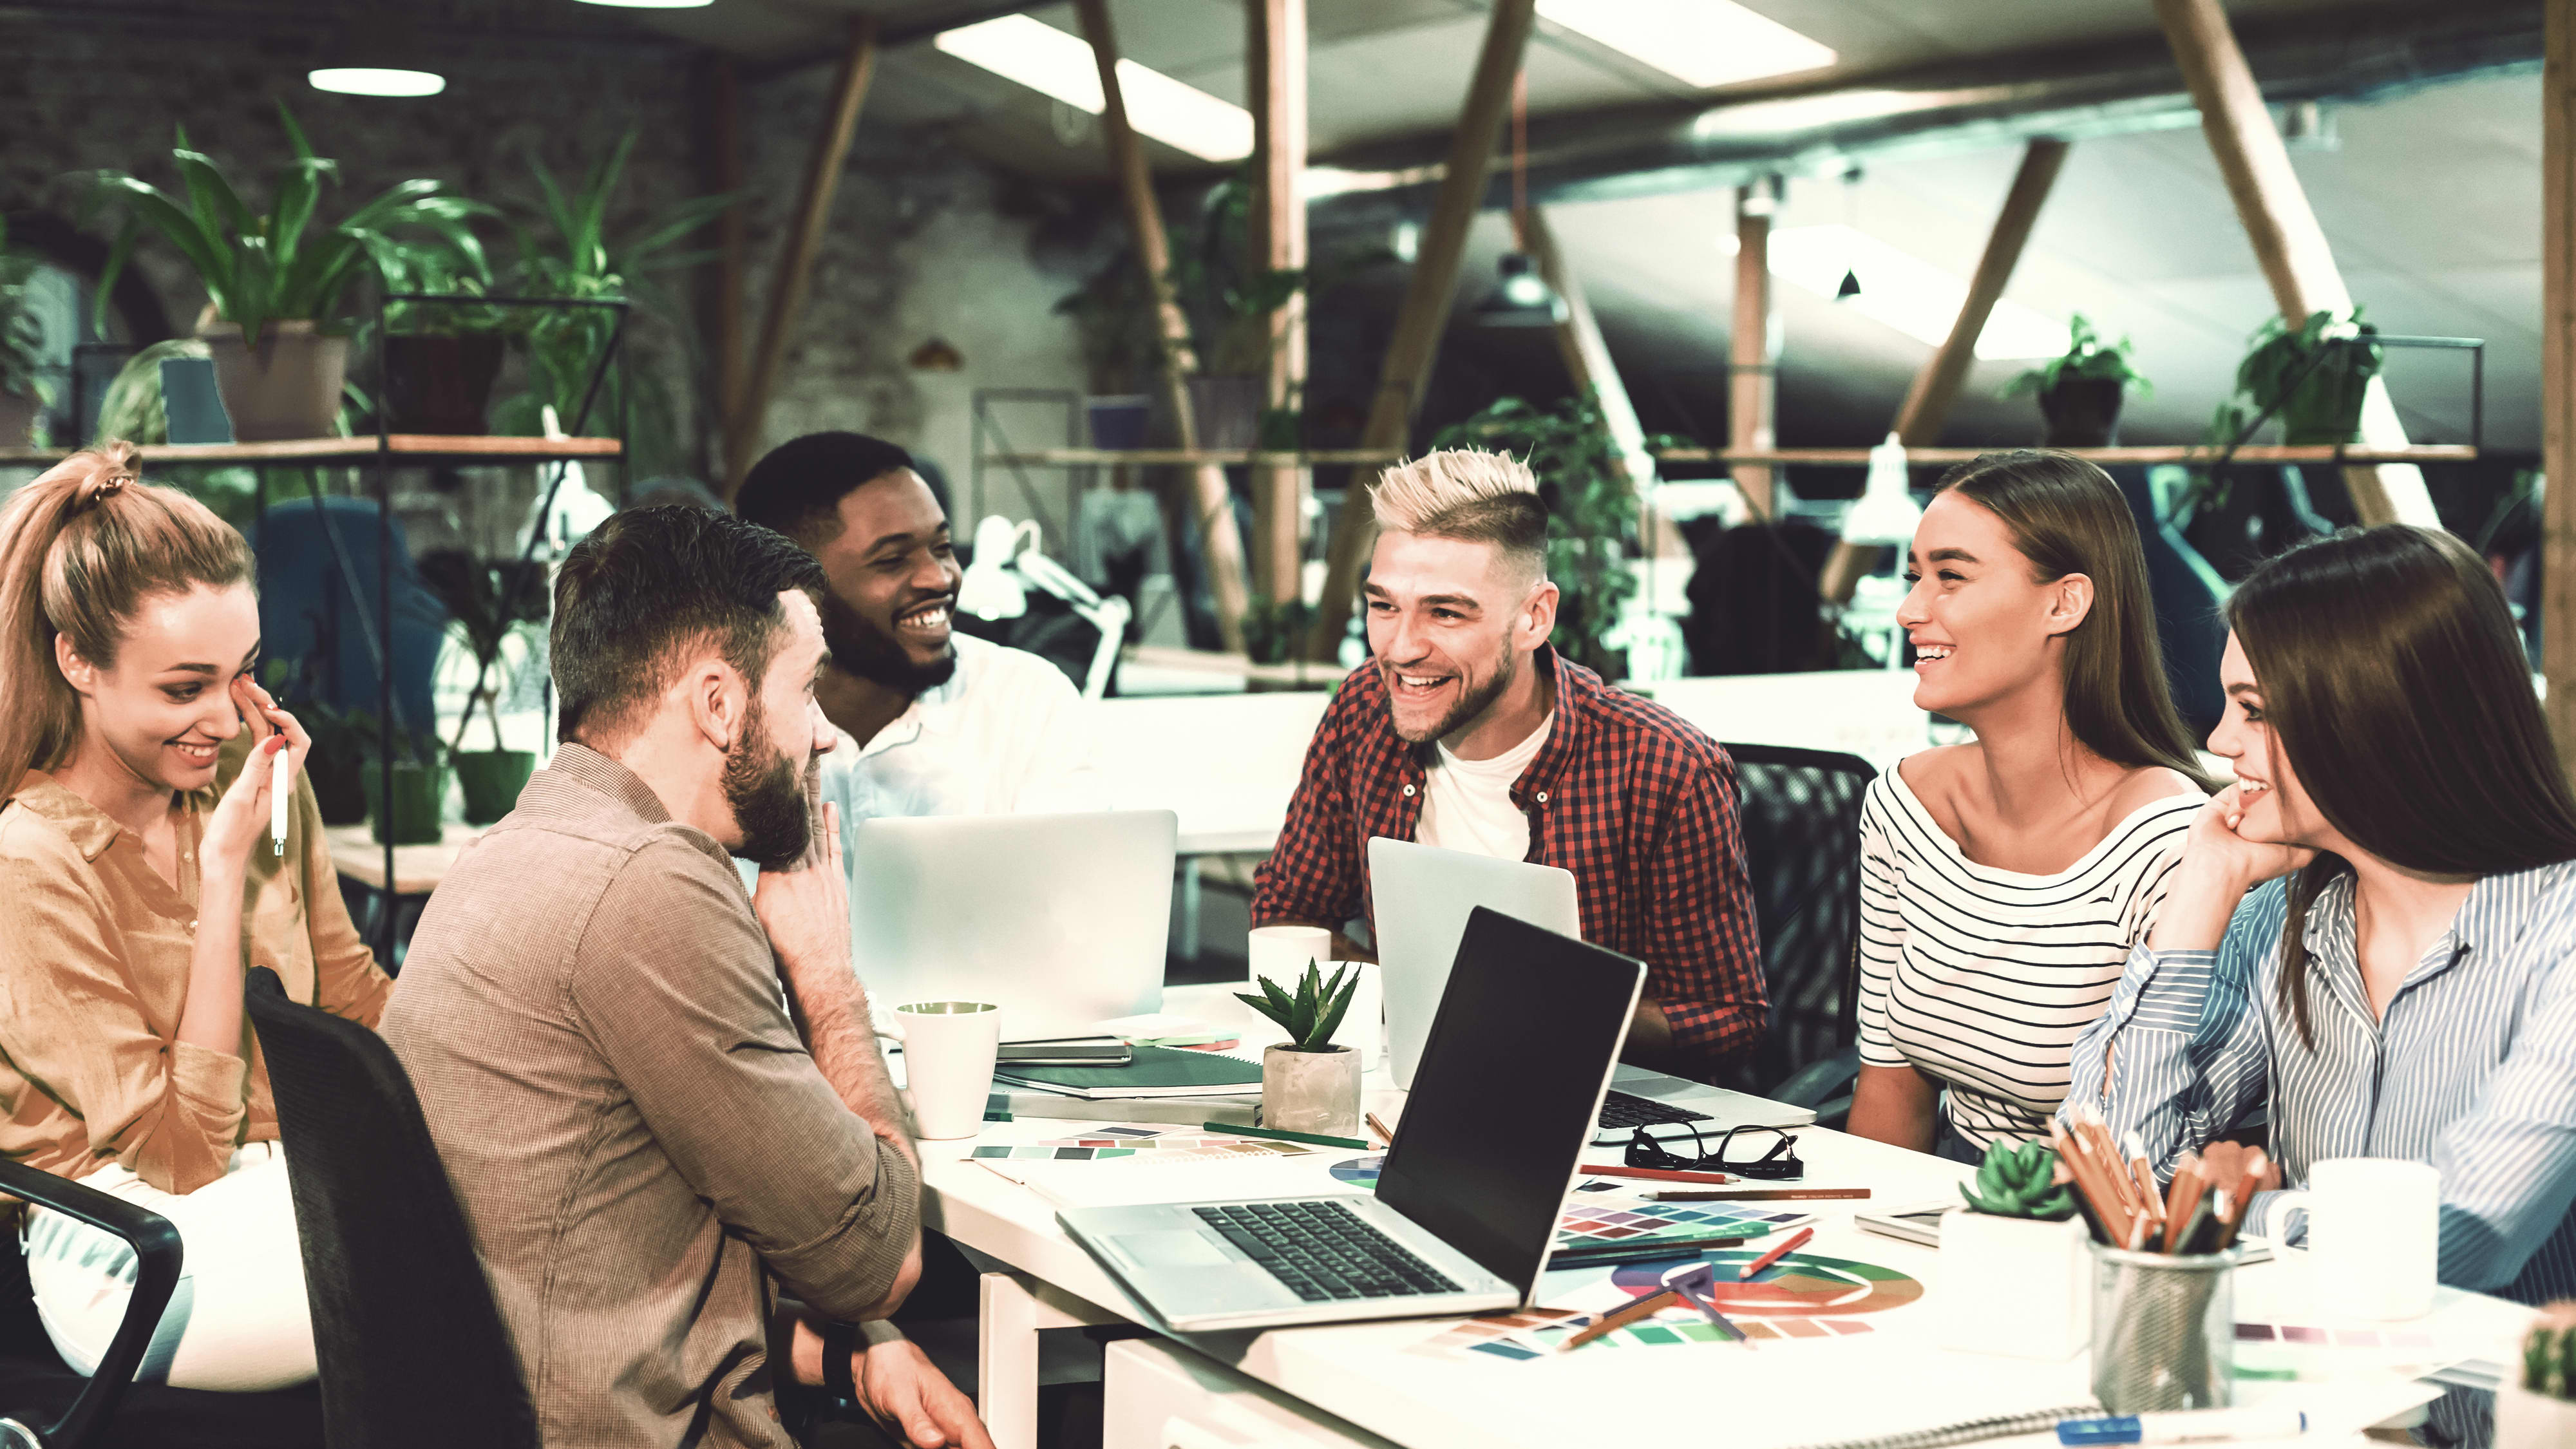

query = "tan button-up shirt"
[[384, 744, 919, 1449], [0, 750, 392, 1197]]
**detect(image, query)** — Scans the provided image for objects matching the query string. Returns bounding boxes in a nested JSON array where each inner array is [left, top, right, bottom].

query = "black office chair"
[[1718, 743, 1876, 1126], [0, 1160, 321, 1449], [242, 967, 538, 1449]]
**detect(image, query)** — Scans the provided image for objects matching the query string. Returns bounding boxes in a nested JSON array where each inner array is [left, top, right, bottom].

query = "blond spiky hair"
[[1369, 448, 1549, 578]]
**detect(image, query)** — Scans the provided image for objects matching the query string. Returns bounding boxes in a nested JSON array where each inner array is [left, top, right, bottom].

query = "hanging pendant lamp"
[[1475, 66, 1569, 328]]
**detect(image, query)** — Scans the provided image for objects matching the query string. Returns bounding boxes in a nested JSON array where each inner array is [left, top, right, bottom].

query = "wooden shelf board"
[[983, 449, 1403, 467], [0, 435, 623, 467], [1651, 444, 2479, 466]]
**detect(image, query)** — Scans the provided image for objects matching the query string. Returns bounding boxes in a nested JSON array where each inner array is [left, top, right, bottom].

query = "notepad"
[[991, 1043, 1265, 1099]]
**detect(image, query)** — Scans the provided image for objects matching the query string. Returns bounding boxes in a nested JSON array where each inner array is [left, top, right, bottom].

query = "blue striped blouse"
[[2063, 862, 2576, 1305]]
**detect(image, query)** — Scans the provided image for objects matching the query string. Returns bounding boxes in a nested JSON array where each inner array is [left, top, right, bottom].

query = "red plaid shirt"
[[1250, 648, 1766, 1074]]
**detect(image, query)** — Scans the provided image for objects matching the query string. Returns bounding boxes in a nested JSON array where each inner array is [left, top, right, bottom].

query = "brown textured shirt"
[[384, 744, 919, 1449], [0, 747, 392, 1196]]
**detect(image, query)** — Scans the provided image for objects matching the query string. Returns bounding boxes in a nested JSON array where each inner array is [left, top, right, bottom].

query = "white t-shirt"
[[1416, 714, 1551, 861]]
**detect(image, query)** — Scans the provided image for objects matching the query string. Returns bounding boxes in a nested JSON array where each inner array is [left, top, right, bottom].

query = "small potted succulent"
[[2002, 313, 2149, 447], [1938, 1141, 2091, 1359], [1238, 960, 1362, 1139], [2497, 1304, 2576, 1449]]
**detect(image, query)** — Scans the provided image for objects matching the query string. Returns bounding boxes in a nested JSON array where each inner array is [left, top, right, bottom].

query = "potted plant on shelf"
[[88, 102, 492, 441], [2213, 307, 2383, 448], [372, 245, 506, 436], [2498, 1305, 2576, 1449], [357, 715, 447, 847], [2002, 313, 2149, 447], [1936, 1141, 2090, 1359], [1238, 960, 1362, 1139], [496, 129, 732, 473], [1430, 392, 1639, 679], [416, 549, 548, 824], [0, 218, 51, 448]]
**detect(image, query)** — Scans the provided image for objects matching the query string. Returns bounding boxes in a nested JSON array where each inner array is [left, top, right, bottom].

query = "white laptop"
[[1059, 909, 1643, 1332], [848, 810, 1175, 1042], [1367, 837, 1814, 1142]]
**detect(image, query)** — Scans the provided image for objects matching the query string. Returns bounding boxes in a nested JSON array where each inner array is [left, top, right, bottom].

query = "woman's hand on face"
[[231, 676, 312, 780], [201, 677, 312, 873], [2186, 784, 2316, 890]]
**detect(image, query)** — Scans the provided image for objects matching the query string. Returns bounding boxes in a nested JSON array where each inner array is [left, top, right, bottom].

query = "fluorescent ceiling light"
[[936, 15, 1253, 162], [1727, 224, 2068, 360], [573, 0, 711, 6], [308, 68, 445, 98], [1539, 0, 1835, 90]]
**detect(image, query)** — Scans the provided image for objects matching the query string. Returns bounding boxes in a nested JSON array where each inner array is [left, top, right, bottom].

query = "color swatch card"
[[1551, 1201, 1812, 1253]]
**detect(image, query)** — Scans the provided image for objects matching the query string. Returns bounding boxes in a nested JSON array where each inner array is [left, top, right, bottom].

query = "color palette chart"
[[972, 1128, 1312, 1164], [2235, 1322, 2438, 1350], [1406, 1251, 1924, 1362], [1552, 1202, 1808, 1254]]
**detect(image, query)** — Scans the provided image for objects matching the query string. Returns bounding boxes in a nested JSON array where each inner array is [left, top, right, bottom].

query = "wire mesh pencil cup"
[[2088, 1243, 2239, 1412]]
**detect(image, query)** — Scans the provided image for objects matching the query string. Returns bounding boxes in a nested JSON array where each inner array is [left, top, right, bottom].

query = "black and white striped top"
[[1855, 762, 2200, 1151]]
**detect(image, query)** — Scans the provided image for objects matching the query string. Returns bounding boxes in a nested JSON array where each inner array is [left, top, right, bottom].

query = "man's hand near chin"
[[851, 1338, 995, 1449]]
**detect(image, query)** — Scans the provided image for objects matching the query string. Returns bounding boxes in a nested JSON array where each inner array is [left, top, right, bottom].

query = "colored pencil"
[[1641, 1188, 1869, 1202], [2050, 1121, 2134, 1247], [1366, 1113, 1395, 1147], [2163, 1152, 2209, 1255], [1550, 1235, 1748, 1267], [1216, 1122, 1370, 1150], [1738, 1225, 1814, 1280], [1558, 1287, 1680, 1351], [2123, 1132, 2166, 1232], [1581, 1164, 1739, 1186]]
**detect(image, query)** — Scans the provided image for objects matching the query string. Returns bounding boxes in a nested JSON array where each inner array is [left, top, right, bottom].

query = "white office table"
[[918, 1034, 2534, 1448]]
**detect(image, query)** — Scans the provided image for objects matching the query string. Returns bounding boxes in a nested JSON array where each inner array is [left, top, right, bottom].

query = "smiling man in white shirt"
[[734, 433, 1108, 826]]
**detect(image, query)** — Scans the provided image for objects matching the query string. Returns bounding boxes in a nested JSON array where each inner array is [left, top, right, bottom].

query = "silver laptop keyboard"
[[1598, 1090, 1712, 1130], [1193, 1201, 1462, 1302]]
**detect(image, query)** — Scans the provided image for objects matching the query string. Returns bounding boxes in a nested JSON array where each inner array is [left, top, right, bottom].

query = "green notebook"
[[991, 1045, 1265, 1099]]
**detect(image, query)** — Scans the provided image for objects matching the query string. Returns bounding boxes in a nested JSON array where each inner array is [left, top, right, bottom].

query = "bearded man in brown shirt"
[[385, 507, 989, 1448]]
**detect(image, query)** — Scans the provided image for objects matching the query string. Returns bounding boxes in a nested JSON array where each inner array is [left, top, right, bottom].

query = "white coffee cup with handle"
[[1248, 924, 1332, 989], [2297, 1157, 2439, 1320], [878, 1000, 1002, 1141]]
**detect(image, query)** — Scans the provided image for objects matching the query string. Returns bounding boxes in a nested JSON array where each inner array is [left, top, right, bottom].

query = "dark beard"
[[1389, 647, 1517, 746], [723, 704, 817, 869], [820, 587, 958, 694]]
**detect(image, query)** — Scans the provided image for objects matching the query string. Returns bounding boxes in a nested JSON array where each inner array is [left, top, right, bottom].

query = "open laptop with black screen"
[[1057, 908, 1645, 1332]]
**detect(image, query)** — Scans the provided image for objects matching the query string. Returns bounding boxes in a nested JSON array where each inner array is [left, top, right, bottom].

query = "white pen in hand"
[[270, 741, 290, 856]]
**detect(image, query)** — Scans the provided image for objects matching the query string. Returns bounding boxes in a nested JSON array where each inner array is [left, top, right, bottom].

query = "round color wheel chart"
[[1609, 1250, 1922, 1316], [1329, 1155, 1383, 1188]]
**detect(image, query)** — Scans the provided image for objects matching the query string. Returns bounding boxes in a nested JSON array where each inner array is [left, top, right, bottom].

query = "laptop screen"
[[1372, 907, 1645, 1294]]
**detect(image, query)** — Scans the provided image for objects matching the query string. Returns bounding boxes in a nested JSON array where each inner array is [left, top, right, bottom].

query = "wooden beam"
[[1524, 205, 1671, 554], [2154, 0, 2437, 528], [1075, 0, 1251, 654], [1251, 0, 1310, 607], [1729, 184, 1778, 522], [2545, 0, 2576, 777], [708, 56, 746, 473], [723, 17, 876, 498], [1305, 0, 1540, 661], [1820, 137, 2069, 603]]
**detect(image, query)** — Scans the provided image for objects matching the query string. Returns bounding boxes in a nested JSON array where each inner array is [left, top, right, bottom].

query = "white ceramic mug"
[[1321, 960, 1384, 1067], [2300, 1157, 2439, 1320], [1247, 924, 1332, 990], [878, 1000, 1001, 1141]]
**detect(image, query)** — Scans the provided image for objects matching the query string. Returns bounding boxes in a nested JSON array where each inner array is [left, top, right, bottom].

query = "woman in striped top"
[[2072, 526, 2576, 1304], [1848, 452, 2213, 1161]]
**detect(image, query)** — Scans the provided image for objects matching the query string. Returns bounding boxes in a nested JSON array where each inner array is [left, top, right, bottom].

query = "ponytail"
[[0, 443, 254, 798]]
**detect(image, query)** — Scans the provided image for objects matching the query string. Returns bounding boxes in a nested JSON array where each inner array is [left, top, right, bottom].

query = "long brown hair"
[[2230, 525, 2576, 1045], [0, 443, 255, 798], [1937, 450, 2217, 790]]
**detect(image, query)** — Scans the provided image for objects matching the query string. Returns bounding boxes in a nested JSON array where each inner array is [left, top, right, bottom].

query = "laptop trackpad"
[[1113, 1231, 1236, 1269]]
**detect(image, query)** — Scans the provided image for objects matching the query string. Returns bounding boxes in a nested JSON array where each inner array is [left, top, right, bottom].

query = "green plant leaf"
[[1309, 965, 1359, 1050], [1234, 990, 1294, 1037], [1292, 961, 1320, 1037]]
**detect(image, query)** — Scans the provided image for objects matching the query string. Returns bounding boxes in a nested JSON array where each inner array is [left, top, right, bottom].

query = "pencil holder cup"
[[2088, 1243, 2239, 1412], [1936, 1209, 2090, 1359]]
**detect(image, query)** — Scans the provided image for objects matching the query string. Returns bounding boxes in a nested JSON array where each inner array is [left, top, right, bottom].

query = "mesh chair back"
[[1718, 744, 1876, 1094], [242, 969, 535, 1449]]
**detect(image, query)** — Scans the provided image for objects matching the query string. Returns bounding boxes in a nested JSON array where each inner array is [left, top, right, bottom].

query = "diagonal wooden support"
[[1524, 206, 1665, 551], [1730, 183, 1779, 524], [724, 17, 876, 497], [2544, 0, 2576, 777], [2154, 0, 2437, 528], [1304, 0, 1540, 662], [1821, 137, 2069, 603], [1075, 0, 1250, 653], [1251, 0, 1310, 607]]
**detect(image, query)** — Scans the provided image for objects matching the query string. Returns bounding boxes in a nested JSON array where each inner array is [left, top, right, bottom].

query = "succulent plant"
[[1236, 960, 1358, 1053], [2522, 1303, 2576, 1400], [1959, 1141, 2078, 1221]]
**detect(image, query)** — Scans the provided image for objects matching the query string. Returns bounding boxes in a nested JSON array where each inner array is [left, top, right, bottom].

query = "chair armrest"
[[0, 1160, 182, 1449]]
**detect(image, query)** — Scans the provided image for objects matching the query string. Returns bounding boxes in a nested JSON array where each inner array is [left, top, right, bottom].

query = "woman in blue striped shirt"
[[2069, 524, 2576, 1303]]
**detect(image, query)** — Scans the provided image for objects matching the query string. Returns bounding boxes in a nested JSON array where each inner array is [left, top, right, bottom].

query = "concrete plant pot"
[[1935, 1209, 2090, 1360], [1260, 1044, 1360, 1139], [2496, 1382, 2576, 1449], [200, 320, 349, 440]]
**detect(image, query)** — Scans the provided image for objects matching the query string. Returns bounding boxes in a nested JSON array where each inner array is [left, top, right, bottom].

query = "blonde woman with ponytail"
[[0, 444, 392, 1391]]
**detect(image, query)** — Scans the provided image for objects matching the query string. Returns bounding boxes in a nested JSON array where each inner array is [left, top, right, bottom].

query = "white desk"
[[921, 994, 2533, 1449]]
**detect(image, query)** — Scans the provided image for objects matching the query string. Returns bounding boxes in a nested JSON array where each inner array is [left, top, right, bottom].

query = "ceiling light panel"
[[308, 68, 446, 98], [934, 15, 1254, 162], [1538, 0, 1836, 90], [1729, 225, 2069, 359]]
